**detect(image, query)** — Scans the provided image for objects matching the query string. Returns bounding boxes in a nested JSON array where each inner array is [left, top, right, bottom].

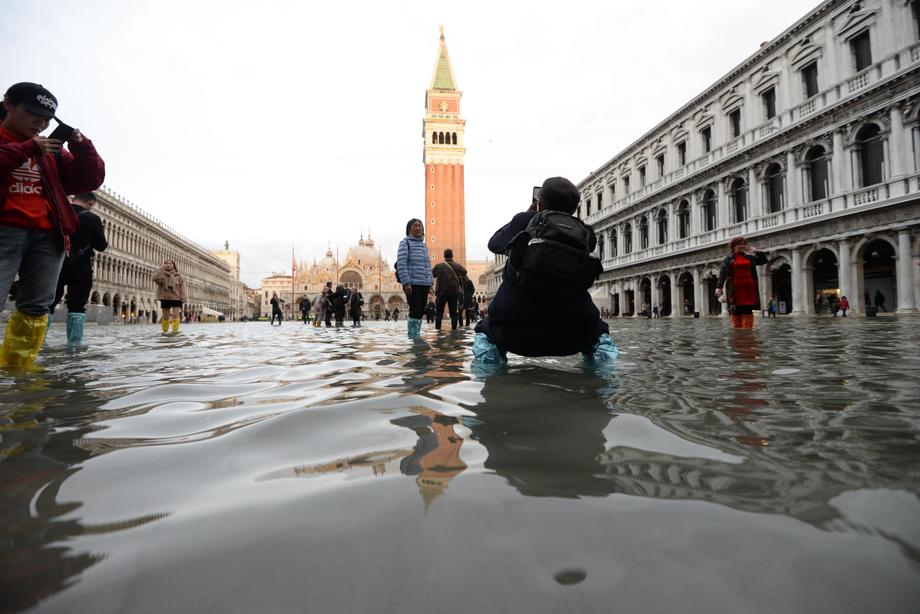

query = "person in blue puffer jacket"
[[396, 218, 433, 338]]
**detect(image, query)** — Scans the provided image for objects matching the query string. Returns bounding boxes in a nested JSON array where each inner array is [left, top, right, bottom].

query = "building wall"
[[579, 0, 920, 317], [80, 189, 233, 322]]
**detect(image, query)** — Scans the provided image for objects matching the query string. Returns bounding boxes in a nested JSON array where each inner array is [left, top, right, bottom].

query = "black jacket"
[[475, 210, 608, 357], [69, 204, 107, 265]]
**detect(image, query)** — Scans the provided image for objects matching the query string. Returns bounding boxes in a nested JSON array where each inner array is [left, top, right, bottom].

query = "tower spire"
[[430, 26, 457, 91]]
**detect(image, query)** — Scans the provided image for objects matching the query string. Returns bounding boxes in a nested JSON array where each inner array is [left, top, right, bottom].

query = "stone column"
[[786, 151, 800, 209], [668, 202, 679, 243], [670, 271, 680, 317], [897, 230, 917, 312], [618, 286, 627, 317], [889, 104, 906, 178], [692, 268, 703, 315], [832, 130, 848, 195], [838, 238, 852, 311], [650, 274, 659, 316], [747, 167, 762, 218], [791, 248, 804, 315], [717, 180, 728, 231], [689, 192, 700, 237]]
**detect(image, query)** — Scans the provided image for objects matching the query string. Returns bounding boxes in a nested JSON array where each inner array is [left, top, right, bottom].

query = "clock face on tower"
[[439, 101, 449, 112]]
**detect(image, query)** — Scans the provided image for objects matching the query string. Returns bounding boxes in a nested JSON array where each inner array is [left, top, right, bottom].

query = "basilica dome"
[[344, 236, 387, 269]]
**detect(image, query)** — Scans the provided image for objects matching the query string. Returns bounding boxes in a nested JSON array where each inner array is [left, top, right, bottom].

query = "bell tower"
[[422, 26, 466, 266]]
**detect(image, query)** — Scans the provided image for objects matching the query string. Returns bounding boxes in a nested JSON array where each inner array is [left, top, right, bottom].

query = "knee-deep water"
[[1, 317, 919, 613]]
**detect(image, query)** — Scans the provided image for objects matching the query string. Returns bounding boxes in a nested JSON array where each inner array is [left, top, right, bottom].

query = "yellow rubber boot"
[[161, 318, 170, 333], [0, 310, 49, 369], [171, 318, 180, 333]]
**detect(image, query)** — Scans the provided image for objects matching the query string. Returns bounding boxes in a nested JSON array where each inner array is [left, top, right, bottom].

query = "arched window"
[[610, 230, 618, 257], [624, 224, 633, 254], [805, 146, 829, 201], [432, 132, 437, 144], [677, 200, 690, 239], [656, 209, 668, 244], [598, 232, 605, 260], [438, 132, 444, 145], [702, 189, 717, 232], [731, 178, 748, 223], [452, 132, 457, 145], [856, 124, 884, 186], [639, 217, 649, 250], [765, 163, 784, 213]]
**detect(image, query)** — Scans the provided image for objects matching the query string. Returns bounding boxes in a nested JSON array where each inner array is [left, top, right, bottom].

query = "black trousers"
[[406, 285, 429, 319], [435, 294, 459, 330], [51, 260, 93, 314]]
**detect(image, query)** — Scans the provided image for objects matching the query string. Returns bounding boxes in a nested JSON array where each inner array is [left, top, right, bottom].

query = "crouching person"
[[473, 177, 617, 368], [0, 83, 105, 368]]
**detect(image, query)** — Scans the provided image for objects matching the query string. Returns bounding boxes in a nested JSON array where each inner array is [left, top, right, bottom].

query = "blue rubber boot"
[[471, 332, 507, 377], [407, 317, 422, 338], [582, 333, 619, 365], [66, 312, 86, 348]]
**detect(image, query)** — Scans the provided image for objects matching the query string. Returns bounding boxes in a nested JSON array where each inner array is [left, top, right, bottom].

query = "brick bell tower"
[[422, 26, 466, 266]]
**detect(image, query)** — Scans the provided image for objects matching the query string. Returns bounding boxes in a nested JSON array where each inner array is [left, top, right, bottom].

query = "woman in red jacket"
[[0, 82, 105, 367], [716, 237, 769, 329]]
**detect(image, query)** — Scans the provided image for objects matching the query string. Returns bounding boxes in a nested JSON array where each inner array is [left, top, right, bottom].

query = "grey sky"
[[3, 0, 817, 287]]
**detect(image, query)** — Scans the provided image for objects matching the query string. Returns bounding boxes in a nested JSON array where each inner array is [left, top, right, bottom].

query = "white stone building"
[[578, 0, 920, 317]]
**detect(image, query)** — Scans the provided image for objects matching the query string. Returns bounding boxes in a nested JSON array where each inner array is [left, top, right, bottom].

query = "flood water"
[[1, 317, 919, 613]]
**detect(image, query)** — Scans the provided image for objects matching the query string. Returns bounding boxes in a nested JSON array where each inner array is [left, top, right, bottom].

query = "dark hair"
[[405, 218, 423, 236], [74, 192, 96, 203], [729, 237, 747, 250], [444, 248, 453, 259]]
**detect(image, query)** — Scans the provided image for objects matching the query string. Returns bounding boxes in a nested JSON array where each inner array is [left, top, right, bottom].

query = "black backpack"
[[508, 210, 603, 296]]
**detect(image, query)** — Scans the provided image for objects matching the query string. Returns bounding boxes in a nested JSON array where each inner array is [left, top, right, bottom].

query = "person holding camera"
[[715, 236, 769, 329], [0, 82, 105, 368]]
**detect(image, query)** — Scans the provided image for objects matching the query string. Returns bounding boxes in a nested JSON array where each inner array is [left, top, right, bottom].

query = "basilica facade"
[[578, 0, 920, 317]]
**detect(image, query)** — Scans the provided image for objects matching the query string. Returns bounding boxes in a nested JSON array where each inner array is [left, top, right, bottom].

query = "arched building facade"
[[579, 0, 920, 317]]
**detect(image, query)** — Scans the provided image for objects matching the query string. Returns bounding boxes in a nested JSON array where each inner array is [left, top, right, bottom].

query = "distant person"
[[875, 290, 887, 312], [431, 248, 466, 331], [269, 292, 283, 326], [473, 177, 616, 366], [715, 236, 768, 329], [425, 296, 436, 324], [349, 287, 363, 327], [652, 305, 659, 319], [839, 295, 849, 317], [384, 308, 391, 321], [395, 218, 432, 338], [322, 282, 334, 327], [767, 296, 777, 318], [331, 284, 349, 327], [462, 277, 476, 326], [0, 82, 105, 368], [683, 298, 691, 315], [49, 192, 107, 347], [864, 289, 871, 309], [312, 293, 324, 327], [299, 296, 311, 324], [153, 259, 187, 333]]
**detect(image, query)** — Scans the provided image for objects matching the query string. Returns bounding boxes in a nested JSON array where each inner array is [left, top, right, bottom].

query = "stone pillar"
[[786, 151, 800, 209], [838, 238, 852, 312], [747, 167, 762, 218], [889, 104, 906, 178], [618, 286, 627, 317], [668, 202, 679, 243], [670, 271, 680, 317], [791, 248, 804, 315], [832, 130, 847, 195], [717, 180, 728, 231], [689, 192, 700, 237], [897, 230, 917, 312], [650, 274, 659, 316], [692, 268, 703, 315]]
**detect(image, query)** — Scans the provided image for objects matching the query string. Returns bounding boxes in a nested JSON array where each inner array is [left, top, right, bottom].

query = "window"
[[731, 178, 748, 223], [656, 154, 665, 177], [851, 31, 872, 72], [611, 230, 618, 256], [438, 132, 444, 144], [856, 124, 884, 186], [431, 132, 437, 144], [765, 163, 784, 213], [913, 1, 920, 40], [677, 141, 687, 165], [702, 190, 717, 232], [586, 198, 592, 216], [624, 176, 631, 194], [598, 233, 605, 260], [677, 200, 690, 238], [452, 133, 457, 145], [762, 88, 776, 119], [610, 179, 617, 201], [624, 224, 633, 253], [701, 127, 712, 153], [596, 192, 603, 210], [805, 146, 829, 201], [639, 166, 646, 187], [639, 218, 649, 249], [656, 209, 668, 244], [802, 62, 819, 98], [729, 109, 742, 138]]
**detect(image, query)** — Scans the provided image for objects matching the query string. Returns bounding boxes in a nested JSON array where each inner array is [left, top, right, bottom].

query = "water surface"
[[2, 318, 919, 613]]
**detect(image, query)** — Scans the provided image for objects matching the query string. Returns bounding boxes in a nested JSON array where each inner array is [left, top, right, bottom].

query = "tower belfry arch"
[[422, 26, 466, 266]]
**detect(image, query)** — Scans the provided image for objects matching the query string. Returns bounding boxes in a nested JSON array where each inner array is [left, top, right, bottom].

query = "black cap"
[[538, 177, 580, 213], [4, 82, 58, 118]]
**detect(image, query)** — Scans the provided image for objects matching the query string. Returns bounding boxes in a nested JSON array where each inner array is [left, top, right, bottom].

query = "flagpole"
[[291, 244, 295, 321]]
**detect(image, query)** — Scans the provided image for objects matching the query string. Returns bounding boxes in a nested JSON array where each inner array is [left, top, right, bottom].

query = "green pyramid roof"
[[430, 29, 457, 91]]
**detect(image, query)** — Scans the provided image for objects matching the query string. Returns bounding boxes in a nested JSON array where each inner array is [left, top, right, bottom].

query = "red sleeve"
[[0, 139, 41, 174], [57, 137, 105, 194]]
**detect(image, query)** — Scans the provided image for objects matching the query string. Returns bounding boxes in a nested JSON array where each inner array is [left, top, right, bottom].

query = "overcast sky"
[[3, 0, 817, 287]]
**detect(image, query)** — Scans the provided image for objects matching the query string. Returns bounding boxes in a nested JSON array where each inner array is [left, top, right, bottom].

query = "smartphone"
[[532, 186, 541, 202], [47, 121, 74, 142]]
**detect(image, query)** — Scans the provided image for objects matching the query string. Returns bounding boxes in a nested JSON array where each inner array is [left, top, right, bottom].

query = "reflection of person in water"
[[467, 370, 616, 498], [390, 407, 467, 507]]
